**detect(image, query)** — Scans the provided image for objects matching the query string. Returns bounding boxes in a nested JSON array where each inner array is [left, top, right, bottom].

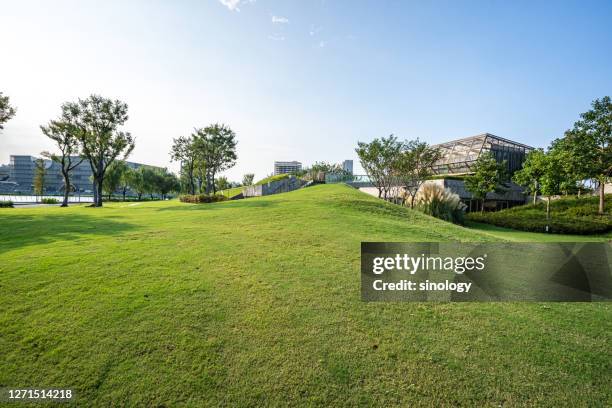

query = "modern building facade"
[[1, 155, 161, 194], [431, 133, 533, 176], [342, 160, 353, 175], [274, 161, 302, 175]]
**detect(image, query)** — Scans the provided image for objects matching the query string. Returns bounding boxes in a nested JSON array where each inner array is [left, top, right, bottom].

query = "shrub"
[[467, 195, 612, 235], [0, 200, 14, 208], [41, 198, 59, 204], [414, 183, 466, 224], [179, 194, 229, 204]]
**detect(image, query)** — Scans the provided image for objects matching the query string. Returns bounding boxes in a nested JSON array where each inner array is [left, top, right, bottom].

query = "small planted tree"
[[512, 149, 548, 205], [242, 173, 255, 186], [40, 120, 84, 207], [0, 92, 16, 131], [216, 176, 230, 191], [33, 159, 46, 199], [356, 135, 403, 199], [465, 153, 507, 213], [394, 139, 441, 208]]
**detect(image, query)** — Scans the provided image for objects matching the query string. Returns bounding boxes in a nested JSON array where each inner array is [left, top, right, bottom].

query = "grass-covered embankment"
[[467, 194, 612, 234], [0, 184, 610, 406]]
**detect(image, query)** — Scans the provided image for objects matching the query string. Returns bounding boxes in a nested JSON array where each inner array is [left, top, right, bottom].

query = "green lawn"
[[0, 184, 610, 406]]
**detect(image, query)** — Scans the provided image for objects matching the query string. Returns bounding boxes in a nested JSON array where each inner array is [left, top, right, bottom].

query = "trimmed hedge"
[[41, 198, 59, 204], [255, 174, 290, 185], [0, 200, 14, 208], [467, 195, 611, 235], [179, 194, 229, 204]]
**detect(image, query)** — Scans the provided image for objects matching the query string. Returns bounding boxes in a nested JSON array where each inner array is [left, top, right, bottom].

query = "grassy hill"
[[0, 184, 610, 406]]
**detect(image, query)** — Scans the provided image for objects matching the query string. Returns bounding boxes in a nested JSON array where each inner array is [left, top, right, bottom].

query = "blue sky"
[[1, 0, 611, 180]]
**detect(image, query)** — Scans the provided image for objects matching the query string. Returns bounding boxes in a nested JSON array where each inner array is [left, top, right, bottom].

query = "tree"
[[61, 95, 135, 207], [0, 92, 16, 130], [156, 169, 180, 199], [103, 160, 128, 200], [512, 149, 548, 205], [141, 167, 159, 199], [554, 97, 611, 214], [216, 176, 231, 191], [170, 136, 199, 195], [464, 153, 507, 213], [194, 124, 237, 194], [394, 139, 442, 208], [242, 173, 255, 186], [119, 166, 134, 201], [33, 158, 46, 199], [40, 120, 84, 207], [538, 153, 565, 232], [356, 135, 404, 199], [127, 167, 147, 200]]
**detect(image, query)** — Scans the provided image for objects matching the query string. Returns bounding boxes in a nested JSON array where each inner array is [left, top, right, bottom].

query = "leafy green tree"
[[155, 169, 180, 199], [393, 139, 442, 208], [119, 166, 134, 201], [127, 166, 147, 200], [141, 167, 159, 199], [61, 95, 135, 207], [33, 158, 46, 199], [194, 124, 237, 194], [553, 96, 611, 214], [465, 153, 507, 213], [512, 149, 548, 204], [40, 120, 84, 207], [242, 173, 255, 186], [170, 135, 199, 195], [103, 161, 128, 200], [356, 135, 404, 199], [0, 92, 16, 130], [215, 176, 231, 191]]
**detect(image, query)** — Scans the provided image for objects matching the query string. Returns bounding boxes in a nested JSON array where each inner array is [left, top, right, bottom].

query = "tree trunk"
[[599, 181, 605, 215], [91, 179, 98, 207], [481, 198, 485, 214], [61, 172, 70, 207], [96, 179, 104, 207], [533, 182, 537, 205], [546, 196, 551, 233], [122, 188, 126, 201]]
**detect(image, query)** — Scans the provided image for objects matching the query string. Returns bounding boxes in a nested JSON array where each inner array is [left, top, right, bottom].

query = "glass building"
[[431, 133, 533, 176]]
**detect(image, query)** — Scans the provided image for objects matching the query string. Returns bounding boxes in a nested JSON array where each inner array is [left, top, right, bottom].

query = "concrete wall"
[[243, 176, 305, 197]]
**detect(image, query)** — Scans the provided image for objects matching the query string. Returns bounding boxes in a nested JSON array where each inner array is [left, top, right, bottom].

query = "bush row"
[[41, 198, 59, 204], [179, 194, 229, 204], [468, 208, 611, 235], [0, 200, 14, 208]]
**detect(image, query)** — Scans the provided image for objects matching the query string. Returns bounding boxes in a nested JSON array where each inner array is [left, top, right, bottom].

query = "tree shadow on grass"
[[154, 199, 279, 212], [0, 212, 137, 253]]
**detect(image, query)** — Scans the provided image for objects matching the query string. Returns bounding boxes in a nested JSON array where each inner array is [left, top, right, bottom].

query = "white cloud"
[[218, 0, 255, 12], [318, 40, 327, 48], [268, 34, 285, 41], [272, 16, 289, 24]]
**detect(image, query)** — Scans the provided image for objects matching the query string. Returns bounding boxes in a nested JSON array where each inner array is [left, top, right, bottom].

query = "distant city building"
[[1, 155, 162, 194], [342, 160, 353, 175], [274, 161, 302, 175]]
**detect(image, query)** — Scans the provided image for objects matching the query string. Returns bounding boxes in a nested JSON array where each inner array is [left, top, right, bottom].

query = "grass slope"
[[467, 194, 612, 234], [0, 184, 610, 406]]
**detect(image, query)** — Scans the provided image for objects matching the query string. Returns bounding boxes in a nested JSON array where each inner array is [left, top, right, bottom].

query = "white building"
[[274, 161, 302, 175]]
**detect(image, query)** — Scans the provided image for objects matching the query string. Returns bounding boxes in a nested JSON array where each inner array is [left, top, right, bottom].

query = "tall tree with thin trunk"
[[40, 120, 83, 207], [0, 92, 16, 131], [61, 95, 135, 207], [33, 159, 46, 200], [170, 136, 198, 195], [242, 173, 255, 186], [356, 135, 403, 200], [512, 149, 548, 205]]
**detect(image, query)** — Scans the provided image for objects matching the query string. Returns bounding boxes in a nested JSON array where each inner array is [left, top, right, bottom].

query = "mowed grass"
[[0, 184, 610, 406]]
